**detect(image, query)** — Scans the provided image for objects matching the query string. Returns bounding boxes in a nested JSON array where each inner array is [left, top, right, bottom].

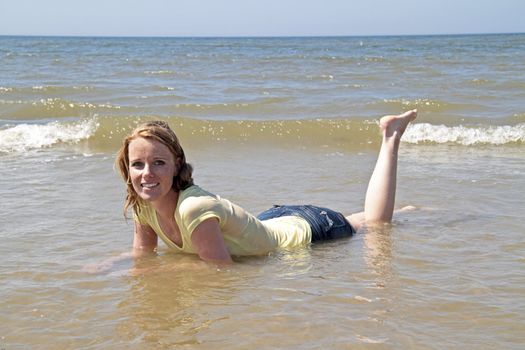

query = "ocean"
[[1, 34, 524, 349]]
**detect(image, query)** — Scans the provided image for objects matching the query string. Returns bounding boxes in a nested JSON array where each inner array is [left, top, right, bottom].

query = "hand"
[[82, 252, 134, 274]]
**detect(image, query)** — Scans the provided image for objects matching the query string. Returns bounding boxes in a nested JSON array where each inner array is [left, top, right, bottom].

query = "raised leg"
[[346, 109, 417, 230]]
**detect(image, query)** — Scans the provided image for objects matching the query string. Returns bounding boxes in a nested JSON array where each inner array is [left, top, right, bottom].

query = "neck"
[[150, 189, 179, 219]]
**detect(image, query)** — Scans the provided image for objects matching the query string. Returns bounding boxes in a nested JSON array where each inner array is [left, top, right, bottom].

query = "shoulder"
[[179, 191, 223, 218], [177, 186, 227, 229]]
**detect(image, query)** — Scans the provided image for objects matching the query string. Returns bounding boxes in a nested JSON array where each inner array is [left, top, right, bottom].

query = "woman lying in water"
[[108, 109, 418, 265]]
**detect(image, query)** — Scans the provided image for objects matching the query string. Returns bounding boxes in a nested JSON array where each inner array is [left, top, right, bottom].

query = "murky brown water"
[[1, 143, 523, 349]]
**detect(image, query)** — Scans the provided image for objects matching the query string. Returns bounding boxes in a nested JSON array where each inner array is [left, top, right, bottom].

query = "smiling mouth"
[[141, 183, 159, 189]]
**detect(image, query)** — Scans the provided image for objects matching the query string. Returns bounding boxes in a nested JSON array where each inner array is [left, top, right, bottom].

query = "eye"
[[154, 160, 166, 166], [130, 161, 144, 168]]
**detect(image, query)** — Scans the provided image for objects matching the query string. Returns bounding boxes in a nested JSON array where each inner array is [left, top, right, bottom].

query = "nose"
[[143, 163, 155, 177]]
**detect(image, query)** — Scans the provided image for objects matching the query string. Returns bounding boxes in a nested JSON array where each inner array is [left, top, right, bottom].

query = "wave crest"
[[403, 123, 525, 145], [0, 118, 99, 153]]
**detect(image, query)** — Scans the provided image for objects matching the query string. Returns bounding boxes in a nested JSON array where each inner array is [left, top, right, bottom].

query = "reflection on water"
[[116, 255, 237, 346], [363, 224, 394, 284], [114, 250, 318, 347]]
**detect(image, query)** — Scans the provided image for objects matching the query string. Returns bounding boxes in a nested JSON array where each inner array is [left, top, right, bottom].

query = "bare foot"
[[380, 109, 418, 139], [397, 205, 418, 212]]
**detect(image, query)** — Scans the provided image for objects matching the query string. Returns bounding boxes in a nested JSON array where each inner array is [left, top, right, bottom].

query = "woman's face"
[[128, 137, 178, 203]]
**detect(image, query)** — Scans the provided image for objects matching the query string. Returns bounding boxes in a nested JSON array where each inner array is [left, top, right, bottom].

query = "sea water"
[[0, 34, 524, 349]]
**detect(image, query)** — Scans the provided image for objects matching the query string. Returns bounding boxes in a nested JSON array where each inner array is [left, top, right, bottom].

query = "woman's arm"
[[83, 222, 158, 274], [191, 217, 233, 264], [133, 221, 158, 254]]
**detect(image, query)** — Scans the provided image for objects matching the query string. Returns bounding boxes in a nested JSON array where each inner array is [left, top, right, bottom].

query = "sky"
[[0, 0, 524, 37]]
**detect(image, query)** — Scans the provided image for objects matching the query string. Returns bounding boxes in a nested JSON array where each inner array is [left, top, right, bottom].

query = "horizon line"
[[0, 31, 523, 39]]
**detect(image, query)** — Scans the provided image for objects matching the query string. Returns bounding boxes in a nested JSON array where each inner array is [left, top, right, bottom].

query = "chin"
[[138, 193, 160, 202], [138, 188, 172, 203]]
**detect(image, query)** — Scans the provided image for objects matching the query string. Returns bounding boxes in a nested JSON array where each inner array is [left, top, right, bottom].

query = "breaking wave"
[[1, 116, 523, 154], [403, 123, 525, 145], [0, 118, 99, 153]]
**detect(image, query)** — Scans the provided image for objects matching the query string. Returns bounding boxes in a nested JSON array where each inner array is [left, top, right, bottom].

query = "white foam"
[[403, 123, 525, 145], [0, 118, 99, 153]]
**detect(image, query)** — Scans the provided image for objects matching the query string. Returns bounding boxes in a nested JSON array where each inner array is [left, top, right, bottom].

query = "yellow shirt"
[[134, 185, 312, 256]]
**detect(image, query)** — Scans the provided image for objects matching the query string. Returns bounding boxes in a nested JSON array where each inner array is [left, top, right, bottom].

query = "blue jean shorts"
[[257, 205, 355, 242]]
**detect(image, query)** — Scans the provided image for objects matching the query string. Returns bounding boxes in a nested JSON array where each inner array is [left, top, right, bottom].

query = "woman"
[[115, 110, 417, 264]]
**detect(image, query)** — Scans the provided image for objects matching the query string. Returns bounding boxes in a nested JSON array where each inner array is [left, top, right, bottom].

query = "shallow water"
[[1, 143, 524, 349], [1, 34, 524, 349]]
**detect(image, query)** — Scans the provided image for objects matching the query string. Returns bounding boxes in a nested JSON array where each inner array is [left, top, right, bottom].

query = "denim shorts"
[[257, 205, 355, 242]]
